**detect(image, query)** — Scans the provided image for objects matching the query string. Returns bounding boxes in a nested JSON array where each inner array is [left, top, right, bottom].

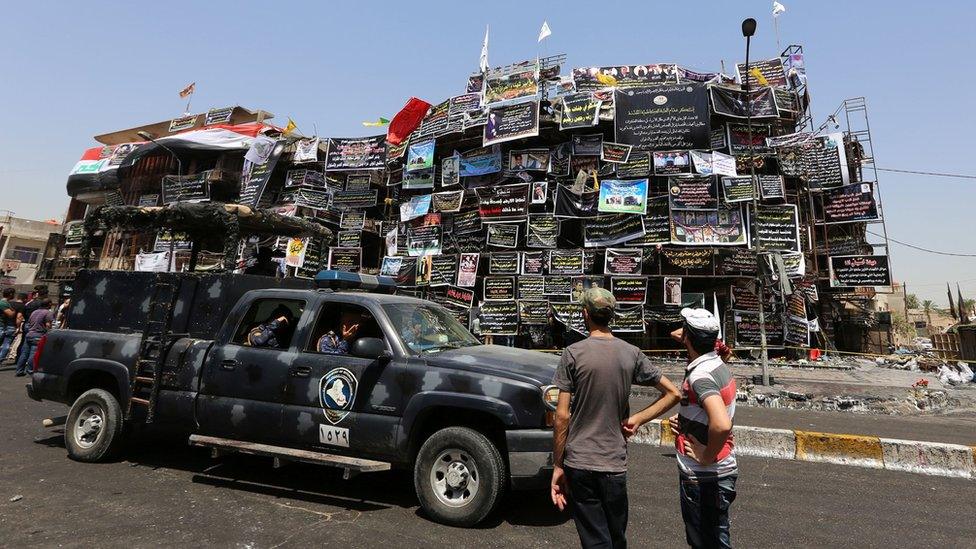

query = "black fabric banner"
[[709, 86, 778, 119], [584, 214, 646, 248], [325, 135, 387, 170], [526, 214, 559, 248], [519, 300, 550, 325], [605, 248, 644, 276], [429, 254, 458, 287], [484, 276, 516, 301], [489, 251, 520, 274], [478, 301, 519, 335], [759, 175, 785, 199], [521, 250, 546, 274], [549, 249, 584, 275], [486, 223, 520, 248], [560, 92, 601, 130], [432, 190, 465, 212], [484, 101, 540, 146], [721, 176, 756, 203], [610, 305, 646, 332], [829, 255, 891, 287], [611, 277, 648, 304], [554, 185, 600, 218], [518, 275, 546, 299], [623, 196, 671, 246], [615, 152, 651, 178], [544, 276, 573, 297], [240, 140, 285, 208], [734, 311, 785, 348], [550, 302, 587, 335], [477, 184, 529, 220], [669, 176, 718, 210], [162, 173, 210, 205], [754, 205, 800, 253], [726, 123, 774, 156], [328, 247, 362, 272], [331, 189, 378, 209], [614, 84, 710, 151], [716, 248, 758, 275], [821, 182, 879, 224]]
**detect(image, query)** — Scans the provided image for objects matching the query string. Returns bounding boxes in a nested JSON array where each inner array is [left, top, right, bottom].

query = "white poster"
[[293, 137, 320, 163], [711, 151, 738, 177], [457, 253, 480, 287], [244, 135, 276, 164], [134, 251, 172, 272]]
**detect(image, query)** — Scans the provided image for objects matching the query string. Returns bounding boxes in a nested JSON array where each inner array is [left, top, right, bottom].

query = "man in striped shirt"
[[672, 307, 737, 548]]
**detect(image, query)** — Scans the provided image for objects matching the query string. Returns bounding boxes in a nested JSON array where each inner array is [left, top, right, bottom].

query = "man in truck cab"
[[317, 308, 362, 355], [246, 305, 295, 348]]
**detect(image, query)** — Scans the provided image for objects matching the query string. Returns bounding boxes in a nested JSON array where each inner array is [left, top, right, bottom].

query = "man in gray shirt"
[[551, 288, 681, 548]]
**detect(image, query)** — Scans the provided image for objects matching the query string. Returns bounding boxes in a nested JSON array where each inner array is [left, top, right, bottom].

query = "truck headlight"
[[541, 385, 560, 411]]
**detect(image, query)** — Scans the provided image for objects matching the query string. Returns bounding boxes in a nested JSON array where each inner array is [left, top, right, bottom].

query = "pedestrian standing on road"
[[4, 292, 28, 363], [14, 286, 47, 366], [0, 288, 17, 362], [551, 287, 681, 549], [15, 298, 53, 377], [665, 308, 738, 548]]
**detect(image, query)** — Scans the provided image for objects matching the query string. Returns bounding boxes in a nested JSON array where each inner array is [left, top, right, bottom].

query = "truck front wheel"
[[414, 426, 506, 527], [65, 389, 124, 462]]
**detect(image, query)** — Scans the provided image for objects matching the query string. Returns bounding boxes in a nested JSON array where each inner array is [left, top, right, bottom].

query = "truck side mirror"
[[351, 337, 391, 360]]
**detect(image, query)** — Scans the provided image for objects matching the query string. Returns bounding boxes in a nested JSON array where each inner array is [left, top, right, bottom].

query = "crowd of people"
[[0, 285, 69, 377]]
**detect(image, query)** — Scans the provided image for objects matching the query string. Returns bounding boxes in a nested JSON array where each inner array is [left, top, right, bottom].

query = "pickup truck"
[[27, 270, 560, 526]]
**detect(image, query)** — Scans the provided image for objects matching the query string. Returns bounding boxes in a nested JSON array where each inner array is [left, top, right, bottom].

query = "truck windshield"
[[382, 302, 481, 355]]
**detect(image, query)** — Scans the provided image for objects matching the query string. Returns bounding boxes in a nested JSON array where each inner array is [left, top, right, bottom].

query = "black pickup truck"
[[27, 270, 559, 526]]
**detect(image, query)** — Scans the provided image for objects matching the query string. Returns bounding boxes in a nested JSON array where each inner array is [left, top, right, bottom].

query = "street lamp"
[[741, 17, 771, 386]]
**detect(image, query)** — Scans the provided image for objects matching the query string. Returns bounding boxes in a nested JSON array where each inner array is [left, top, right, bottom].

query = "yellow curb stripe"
[[794, 431, 884, 463], [661, 418, 676, 447]]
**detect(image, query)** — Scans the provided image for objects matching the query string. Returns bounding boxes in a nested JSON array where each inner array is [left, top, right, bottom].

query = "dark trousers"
[[565, 467, 628, 549], [679, 474, 737, 549]]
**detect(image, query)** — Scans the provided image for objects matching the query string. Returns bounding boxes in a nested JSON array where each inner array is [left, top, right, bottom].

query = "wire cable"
[[876, 168, 976, 180], [867, 229, 976, 257]]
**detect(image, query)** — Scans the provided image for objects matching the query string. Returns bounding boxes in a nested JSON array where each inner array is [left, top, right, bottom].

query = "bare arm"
[[623, 376, 681, 436], [550, 391, 571, 510], [685, 395, 733, 465]]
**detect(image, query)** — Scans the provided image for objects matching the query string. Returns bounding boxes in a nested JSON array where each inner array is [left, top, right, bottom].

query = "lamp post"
[[741, 18, 771, 386]]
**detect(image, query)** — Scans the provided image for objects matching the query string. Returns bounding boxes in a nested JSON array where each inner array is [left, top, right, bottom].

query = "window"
[[8, 246, 41, 265], [382, 302, 480, 355], [232, 298, 305, 349], [305, 303, 384, 354]]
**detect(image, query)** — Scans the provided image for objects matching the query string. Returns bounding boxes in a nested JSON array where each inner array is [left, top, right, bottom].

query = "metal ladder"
[[127, 280, 180, 423]]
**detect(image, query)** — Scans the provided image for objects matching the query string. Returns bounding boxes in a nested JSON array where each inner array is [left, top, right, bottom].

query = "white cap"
[[680, 307, 720, 333]]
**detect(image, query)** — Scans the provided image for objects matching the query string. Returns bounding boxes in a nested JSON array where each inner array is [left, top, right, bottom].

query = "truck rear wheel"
[[65, 389, 124, 462], [414, 426, 506, 527]]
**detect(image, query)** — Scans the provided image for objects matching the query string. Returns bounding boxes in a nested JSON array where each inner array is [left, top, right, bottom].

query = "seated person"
[[246, 305, 294, 348], [318, 309, 362, 355]]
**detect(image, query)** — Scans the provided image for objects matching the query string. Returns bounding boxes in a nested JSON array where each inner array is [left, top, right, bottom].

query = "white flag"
[[538, 20, 552, 42], [772, 1, 786, 17], [479, 25, 489, 73]]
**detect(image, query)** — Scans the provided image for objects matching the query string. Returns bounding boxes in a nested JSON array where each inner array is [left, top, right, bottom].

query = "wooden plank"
[[188, 435, 391, 472]]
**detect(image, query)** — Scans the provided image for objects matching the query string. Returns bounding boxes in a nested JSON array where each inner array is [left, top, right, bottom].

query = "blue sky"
[[1, 1, 973, 303]]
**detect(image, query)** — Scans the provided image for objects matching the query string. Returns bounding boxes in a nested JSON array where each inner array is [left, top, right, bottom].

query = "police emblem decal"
[[319, 368, 358, 424]]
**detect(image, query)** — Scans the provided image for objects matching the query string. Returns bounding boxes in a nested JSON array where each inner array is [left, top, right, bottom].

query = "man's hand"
[[668, 414, 681, 437], [621, 416, 639, 439], [342, 323, 360, 340], [551, 466, 569, 511], [683, 434, 713, 466]]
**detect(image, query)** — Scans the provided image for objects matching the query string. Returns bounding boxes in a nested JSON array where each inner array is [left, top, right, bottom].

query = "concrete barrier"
[[734, 426, 796, 460], [628, 421, 971, 478], [792, 431, 885, 468], [880, 438, 975, 478]]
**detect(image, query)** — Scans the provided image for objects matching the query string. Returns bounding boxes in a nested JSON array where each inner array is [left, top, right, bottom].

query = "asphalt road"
[[1, 373, 974, 548]]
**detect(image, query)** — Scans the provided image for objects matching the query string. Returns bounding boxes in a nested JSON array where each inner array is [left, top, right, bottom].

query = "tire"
[[414, 426, 506, 527], [65, 389, 125, 462]]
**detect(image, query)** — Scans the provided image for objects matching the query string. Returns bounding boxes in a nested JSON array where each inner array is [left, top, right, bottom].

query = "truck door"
[[196, 297, 307, 444], [279, 300, 401, 459]]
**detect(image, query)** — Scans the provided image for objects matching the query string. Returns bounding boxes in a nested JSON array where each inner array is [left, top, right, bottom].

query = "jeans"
[[15, 335, 41, 375], [565, 467, 629, 549], [679, 474, 737, 549], [0, 325, 16, 362]]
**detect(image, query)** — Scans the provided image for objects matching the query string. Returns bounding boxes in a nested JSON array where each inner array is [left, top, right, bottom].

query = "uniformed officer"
[[318, 310, 361, 354]]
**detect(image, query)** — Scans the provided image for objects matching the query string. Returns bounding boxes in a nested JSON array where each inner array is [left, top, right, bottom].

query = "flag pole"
[[774, 16, 781, 50]]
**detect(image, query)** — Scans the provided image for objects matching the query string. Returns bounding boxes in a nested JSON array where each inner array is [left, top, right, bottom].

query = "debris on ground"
[[9, 495, 23, 502]]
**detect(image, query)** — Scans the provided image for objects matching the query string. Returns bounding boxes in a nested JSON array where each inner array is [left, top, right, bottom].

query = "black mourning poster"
[[521, 251, 546, 274], [615, 152, 651, 178], [484, 276, 516, 301], [484, 101, 540, 146], [583, 214, 646, 248], [614, 84, 710, 151], [829, 255, 891, 287], [669, 176, 718, 210], [710, 86, 778, 119], [478, 301, 519, 335], [611, 277, 648, 304], [486, 223, 520, 248], [477, 184, 529, 220], [549, 249, 584, 275], [754, 204, 801, 253], [325, 135, 387, 170], [734, 311, 785, 348], [759, 175, 786, 200], [489, 251, 520, 274], [721, 176, 756, 203], [519, 275, 546, 299], [625, 196, 671, 246], [526, 214, 559, 248], [605, 248, 644, 276], [429, 254, 459, 287], [821, 182, 880, 224], [560, 92, 601, 130]]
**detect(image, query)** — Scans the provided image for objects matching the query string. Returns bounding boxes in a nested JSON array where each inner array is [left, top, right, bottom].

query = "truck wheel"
[[414, 426, 506, 527], [65, 389, 124, 462]]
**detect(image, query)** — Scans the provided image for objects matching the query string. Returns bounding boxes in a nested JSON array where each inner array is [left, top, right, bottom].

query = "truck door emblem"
[[319, 368, 357, 424]]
